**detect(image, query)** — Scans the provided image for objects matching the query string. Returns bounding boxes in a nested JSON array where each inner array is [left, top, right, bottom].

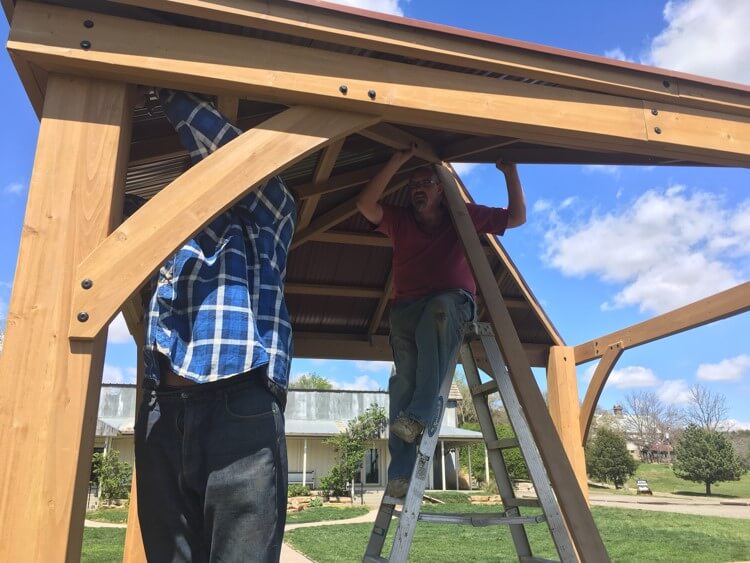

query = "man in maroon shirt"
[[356, 147, 526, 497]]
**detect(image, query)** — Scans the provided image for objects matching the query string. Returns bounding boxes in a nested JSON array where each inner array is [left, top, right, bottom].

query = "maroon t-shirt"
[[376, 204, 509, 301]]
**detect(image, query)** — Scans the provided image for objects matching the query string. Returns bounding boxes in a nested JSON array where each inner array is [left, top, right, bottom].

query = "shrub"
[[586, 428, 638, 488], [92, 450, 132, 502], [309, 496, 323, 508], [288, 484, 311, 497]]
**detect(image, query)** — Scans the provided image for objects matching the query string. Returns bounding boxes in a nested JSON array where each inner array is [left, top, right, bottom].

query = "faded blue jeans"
[[134, 370, 287, 562], [387, 289, 474, 481]]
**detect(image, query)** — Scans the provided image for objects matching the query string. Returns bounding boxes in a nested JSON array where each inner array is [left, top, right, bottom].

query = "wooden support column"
[[0, 75, 132, 563], [438, 164, 609, 561], [547, 346, 588, 502]]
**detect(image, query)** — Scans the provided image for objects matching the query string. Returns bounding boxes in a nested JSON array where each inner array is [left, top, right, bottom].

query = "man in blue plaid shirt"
[[134, 89, 295, 562]]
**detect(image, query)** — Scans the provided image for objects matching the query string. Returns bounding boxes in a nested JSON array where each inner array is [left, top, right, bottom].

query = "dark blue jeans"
[[134, 371, 287, 562], [387, 290, 474, 481]]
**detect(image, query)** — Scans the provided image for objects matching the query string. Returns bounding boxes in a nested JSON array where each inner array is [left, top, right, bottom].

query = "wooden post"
[[438, 164, 609, 561], [547, 346, 589, 502], [0, 75, 132, 563]]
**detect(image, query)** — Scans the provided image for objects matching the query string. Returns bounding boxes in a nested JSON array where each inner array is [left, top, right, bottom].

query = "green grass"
[[423, 491, 472, 504], [86, 507, 129, 524], [287, 505, 370, 524], [81, 528, 126, 563], [593, 463, 750, 498], [286, 505, 750, 562]]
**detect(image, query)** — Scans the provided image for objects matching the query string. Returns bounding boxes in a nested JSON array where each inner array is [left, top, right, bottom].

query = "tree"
[[685, 384, 729, 432], [455, 375, 478, 425], [320, 404, 387, 498], [586, 428, 638, 489], [290, 372, 333, 390], [623, 390, 682, 460], [92, 450, 132, 503], [673, 425, 747, 496], [459, 422, 528, 489]]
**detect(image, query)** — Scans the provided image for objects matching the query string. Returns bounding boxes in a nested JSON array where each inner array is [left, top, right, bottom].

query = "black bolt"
[[83, 20, 94, 29], [368, 89, 377, 100], [81, 279, 93, 290], [77, 312, 90, 323], [663, 80, 671, 88], [654, 127, 662, 134], [651, 109, 659, 116], [80, 40, 91, 50], [339, 84, 348, 95]]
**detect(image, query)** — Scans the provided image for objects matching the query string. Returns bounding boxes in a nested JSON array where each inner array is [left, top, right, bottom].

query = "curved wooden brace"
[[69, 106, 378, 340], [579, 341, 624, 445]]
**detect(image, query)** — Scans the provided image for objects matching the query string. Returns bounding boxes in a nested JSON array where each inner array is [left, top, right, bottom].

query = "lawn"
[[593, 463, 750, 498], [81, 529, 126, 563], [286, 504, 750, 562], [287, 505, 370, 524], [86, 507, 129, 524]]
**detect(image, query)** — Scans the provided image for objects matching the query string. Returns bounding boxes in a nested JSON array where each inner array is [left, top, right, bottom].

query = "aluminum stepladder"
[[363, 322, 578, 563]]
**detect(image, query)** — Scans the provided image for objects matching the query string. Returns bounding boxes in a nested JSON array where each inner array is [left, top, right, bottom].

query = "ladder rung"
[[486, 437, 520, 450], [470, 380, 498, 396], [363, 556, 388, 563], [381, 495, 404, 507], [505, 498, 541, 508], [418, 512, 546, 527]]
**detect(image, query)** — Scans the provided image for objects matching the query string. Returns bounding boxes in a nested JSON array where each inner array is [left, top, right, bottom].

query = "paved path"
[[589, 492, 750, 520]]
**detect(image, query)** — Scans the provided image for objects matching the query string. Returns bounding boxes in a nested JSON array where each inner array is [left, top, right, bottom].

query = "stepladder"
[[364, 322, 584, 563]]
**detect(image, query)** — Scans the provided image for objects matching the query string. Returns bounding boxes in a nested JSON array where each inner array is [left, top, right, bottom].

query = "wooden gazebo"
[[1, 1, 748, 561]]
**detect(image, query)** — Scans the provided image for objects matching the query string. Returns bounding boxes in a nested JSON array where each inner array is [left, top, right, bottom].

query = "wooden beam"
[[296, 138, 345, 230], [286, 283, 382, 299], [10, 3, 750, 166], [574, 282, 750, 363], [217, 95, 239, 125], [291, 179, 407, 250], [110, 0, 750, 118], [368, 269, 393, 336], [580, 342, 624, 445], [0, 75, 132, 563], [308, 231, 391, 247], [359, 123, 440, 162], [69, 106, 377, 340], [437, 163, 609, 560], [293, 162, 418, 200], [441, 136, 519, 161], [547, 346, 588, 502]]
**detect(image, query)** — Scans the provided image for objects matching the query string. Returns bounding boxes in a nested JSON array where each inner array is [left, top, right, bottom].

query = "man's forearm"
[[499, 163, 526, 228]]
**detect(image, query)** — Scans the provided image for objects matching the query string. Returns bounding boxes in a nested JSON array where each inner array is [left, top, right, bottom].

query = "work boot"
[[385, 478, 409, 499], [390, 415, 424, 443]]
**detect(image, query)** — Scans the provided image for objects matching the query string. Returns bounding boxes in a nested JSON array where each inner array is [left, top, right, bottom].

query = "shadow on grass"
[[673, 490, 739, 499]]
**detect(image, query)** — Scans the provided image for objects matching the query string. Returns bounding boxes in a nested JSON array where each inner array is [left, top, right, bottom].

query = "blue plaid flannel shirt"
[[143, 89, 296, 389]]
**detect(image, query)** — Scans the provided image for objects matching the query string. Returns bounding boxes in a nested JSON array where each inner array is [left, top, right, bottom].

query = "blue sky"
[[1, 0, 748, 426]]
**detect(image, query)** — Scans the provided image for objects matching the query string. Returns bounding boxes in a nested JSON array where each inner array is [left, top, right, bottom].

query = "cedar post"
[[0, 75, 132, 562]]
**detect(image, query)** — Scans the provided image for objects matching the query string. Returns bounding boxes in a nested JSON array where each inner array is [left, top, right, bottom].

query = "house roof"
[[7, 1, 749, 367]]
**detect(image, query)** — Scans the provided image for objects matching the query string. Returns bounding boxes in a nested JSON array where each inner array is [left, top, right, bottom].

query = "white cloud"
[[331, 375, 382, 391], [325, 0, 404, 16], [725, 419, 750, 431], [604, 48, 635, 63], [607, 366, 660, 389], [102, 364, 137, 384], [451, 162, 481, 176], [354, 360, 393, 374], [533, 199, 552, 213], [582, 165, 622, 179], [696, 354, 750, 381], [107, 313, 132, 344], [542, 186, 750, 314], [646, 0, 750, 84], [657, 379, 692, 405], [0, 295, 7, 323], [3, 182, 25, 196]]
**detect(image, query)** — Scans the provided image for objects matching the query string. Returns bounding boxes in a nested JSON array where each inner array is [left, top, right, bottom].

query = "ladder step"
[[417, 512, 546, 527], [363, 556, 388, 563], [486, 437, 520, 450], [470, 380, 498, 396], [381, 495, 404, 507], [505, 498, 541, 508]]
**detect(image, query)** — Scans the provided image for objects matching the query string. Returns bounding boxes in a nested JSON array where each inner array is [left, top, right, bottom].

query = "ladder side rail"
[[387, 344, 462, 562], [480, 331, 578, 563], [460, 340, 533, 558], [438, 164, 609, 562]]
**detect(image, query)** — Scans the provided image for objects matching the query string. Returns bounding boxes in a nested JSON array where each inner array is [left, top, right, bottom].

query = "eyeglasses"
[[407, 179, 438, 190]]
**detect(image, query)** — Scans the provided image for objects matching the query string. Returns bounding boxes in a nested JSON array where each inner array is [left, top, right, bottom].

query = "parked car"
[[636, 479, 653, 495]]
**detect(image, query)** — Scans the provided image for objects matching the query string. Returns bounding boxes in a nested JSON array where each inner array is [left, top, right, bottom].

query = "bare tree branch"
[[685, 384, 729, 431]]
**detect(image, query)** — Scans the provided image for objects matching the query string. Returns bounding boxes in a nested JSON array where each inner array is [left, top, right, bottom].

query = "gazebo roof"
[[6, 0, 749, 365]]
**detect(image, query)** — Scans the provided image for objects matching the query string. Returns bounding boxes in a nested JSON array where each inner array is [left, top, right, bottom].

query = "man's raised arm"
[[356, 144, 416, 225], [496, 160, 526, 228]]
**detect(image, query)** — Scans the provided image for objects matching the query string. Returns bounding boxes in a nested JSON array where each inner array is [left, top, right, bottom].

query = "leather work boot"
[[385, 478, 410, 499], [390, 415, 425, 443]]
